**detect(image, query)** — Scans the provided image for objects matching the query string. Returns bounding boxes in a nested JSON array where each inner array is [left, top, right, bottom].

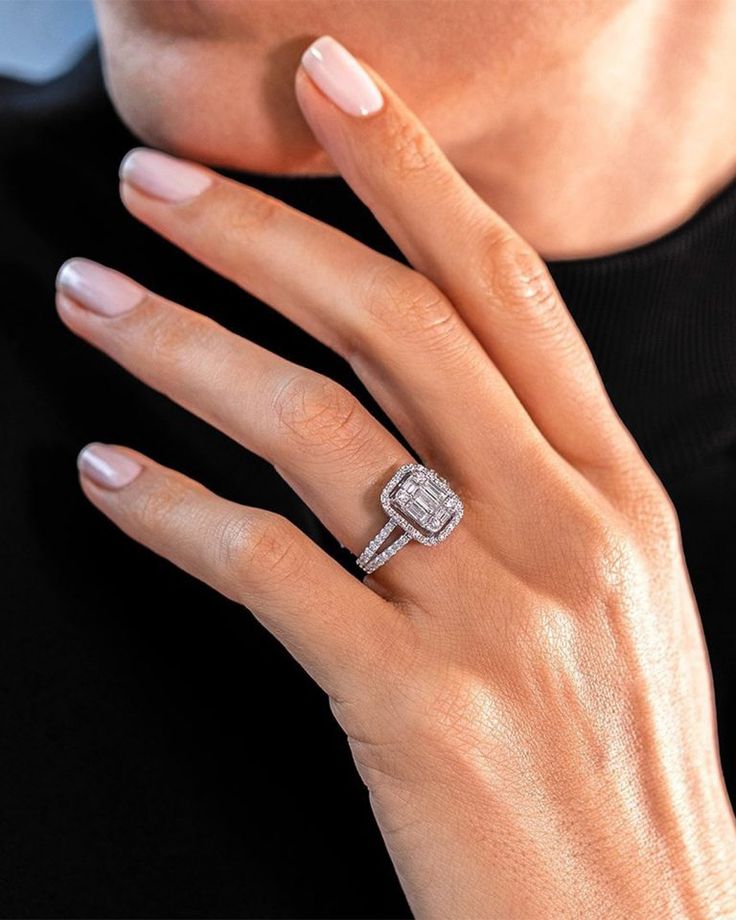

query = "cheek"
[[99, 30, 334, 175]]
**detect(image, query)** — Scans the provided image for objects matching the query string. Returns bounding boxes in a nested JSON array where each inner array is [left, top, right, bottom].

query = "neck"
[[454, 0, 736, 260]]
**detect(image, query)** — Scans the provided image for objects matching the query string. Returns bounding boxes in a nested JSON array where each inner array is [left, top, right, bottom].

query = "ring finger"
[[55, 259, 414, 560], [118, 149, 548, 488]]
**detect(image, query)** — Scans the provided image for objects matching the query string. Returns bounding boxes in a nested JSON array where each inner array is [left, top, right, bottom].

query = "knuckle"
[[418, 673, 511, 767], [135, 474, 192, 533], [620, 473, 682, 550], [360, 264, 460, 351], [381, 114, 438, 180], [272, 373, 338, 437], [478, 231, 563, 329], [225, 189, 281, 241], [271, 372, 370, 459], [143, 306, 218, 373], [589, 452, 683, 557], [646, 489, 681, 541], [217, 512, 304, 588], [515, 604, 583, 675], [578, 511, 639, 598]]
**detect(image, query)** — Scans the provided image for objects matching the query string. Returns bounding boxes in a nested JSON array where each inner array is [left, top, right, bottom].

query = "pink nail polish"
[[56, 258, 144, 316], [120, 148, 213, 202], [77, 443, 142, 490], [301, 36, 384, 117]]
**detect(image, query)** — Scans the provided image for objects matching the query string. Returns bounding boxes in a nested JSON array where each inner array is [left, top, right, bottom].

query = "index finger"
[[296, 36, 641, 478]]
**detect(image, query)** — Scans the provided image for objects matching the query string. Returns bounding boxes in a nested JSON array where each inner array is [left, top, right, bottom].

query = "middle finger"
[[118, 149, 547, 488], [55, 259, 412, 558]]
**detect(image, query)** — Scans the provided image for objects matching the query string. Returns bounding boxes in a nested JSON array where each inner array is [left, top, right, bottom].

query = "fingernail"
[[77, 443, 143, 490], [119, 148, 212, 202], [56, 258, 145, 316], [301, 35, 383, 117]]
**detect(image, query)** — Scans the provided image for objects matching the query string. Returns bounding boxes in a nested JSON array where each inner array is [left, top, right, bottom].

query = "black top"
[[2, 47, 735, 919]]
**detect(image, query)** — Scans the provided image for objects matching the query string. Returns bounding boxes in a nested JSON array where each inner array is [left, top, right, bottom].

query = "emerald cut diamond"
[[357, 463, 464, 574], [381, 463, 463, 546]]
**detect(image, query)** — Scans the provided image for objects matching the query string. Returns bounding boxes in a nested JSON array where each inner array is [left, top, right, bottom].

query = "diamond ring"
[[356, 463, 464, 574]]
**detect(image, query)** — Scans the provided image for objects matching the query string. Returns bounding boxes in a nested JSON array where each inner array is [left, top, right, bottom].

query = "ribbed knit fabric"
[[548, 179, 736, 487]]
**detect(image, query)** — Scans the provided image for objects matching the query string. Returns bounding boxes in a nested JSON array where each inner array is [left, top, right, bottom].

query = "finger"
[[296, 35, 639, 475], [117, 147, 542, 485], [56, 260, 412, 558], [75, 442, 406, 698]]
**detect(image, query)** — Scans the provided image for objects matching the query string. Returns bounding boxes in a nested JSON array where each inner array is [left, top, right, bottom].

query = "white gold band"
[[356, 522, 411, 574], [355, 463, 464, 575]]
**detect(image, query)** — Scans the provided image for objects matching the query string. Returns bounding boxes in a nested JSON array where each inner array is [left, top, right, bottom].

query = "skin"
[[92, 0, 736, 258], [55, 4, 736, 917]]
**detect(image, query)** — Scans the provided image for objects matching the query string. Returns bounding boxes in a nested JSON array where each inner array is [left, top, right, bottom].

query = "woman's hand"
[[55, 35, 736, 919]]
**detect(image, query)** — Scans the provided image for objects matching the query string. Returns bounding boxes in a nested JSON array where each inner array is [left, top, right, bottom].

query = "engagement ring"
[[356, 463, 464, 574]]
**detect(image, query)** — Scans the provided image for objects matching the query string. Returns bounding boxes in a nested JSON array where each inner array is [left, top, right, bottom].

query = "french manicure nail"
[[119, 148, 213, 202], [77, 443, 143, 490], [301, 35, 384, 117], [56, 258, 145, 316]]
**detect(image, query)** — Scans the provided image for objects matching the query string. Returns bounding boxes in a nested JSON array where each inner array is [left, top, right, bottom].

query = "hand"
[[55, 35, 736, 919]]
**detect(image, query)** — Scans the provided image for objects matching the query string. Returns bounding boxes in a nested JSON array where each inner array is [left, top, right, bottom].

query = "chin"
[[100, 35, 339, 177]]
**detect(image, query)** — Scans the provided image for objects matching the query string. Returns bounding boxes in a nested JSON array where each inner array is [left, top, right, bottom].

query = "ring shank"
[[356, 521, 411, 574]]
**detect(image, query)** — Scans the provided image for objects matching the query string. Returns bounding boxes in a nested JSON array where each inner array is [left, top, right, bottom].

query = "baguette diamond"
[[356, 463, 463, 574]]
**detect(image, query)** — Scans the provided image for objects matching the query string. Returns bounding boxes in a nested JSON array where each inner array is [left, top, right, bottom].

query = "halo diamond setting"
[[356, 463, 463, 574]]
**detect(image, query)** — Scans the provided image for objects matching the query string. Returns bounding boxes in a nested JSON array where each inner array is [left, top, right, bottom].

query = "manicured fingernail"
[[119, 148, 212, 202], [56, 258, 145, 316], [301, 35, 383, 117], [77, 443, 143, 490]]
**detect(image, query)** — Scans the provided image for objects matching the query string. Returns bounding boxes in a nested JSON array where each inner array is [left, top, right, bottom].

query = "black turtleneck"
[[2, 48, 735, 919]]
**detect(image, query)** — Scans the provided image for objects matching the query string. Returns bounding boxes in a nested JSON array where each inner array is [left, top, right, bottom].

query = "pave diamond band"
[[356, 463, 464, 574], [355, 522, 411, 574]]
